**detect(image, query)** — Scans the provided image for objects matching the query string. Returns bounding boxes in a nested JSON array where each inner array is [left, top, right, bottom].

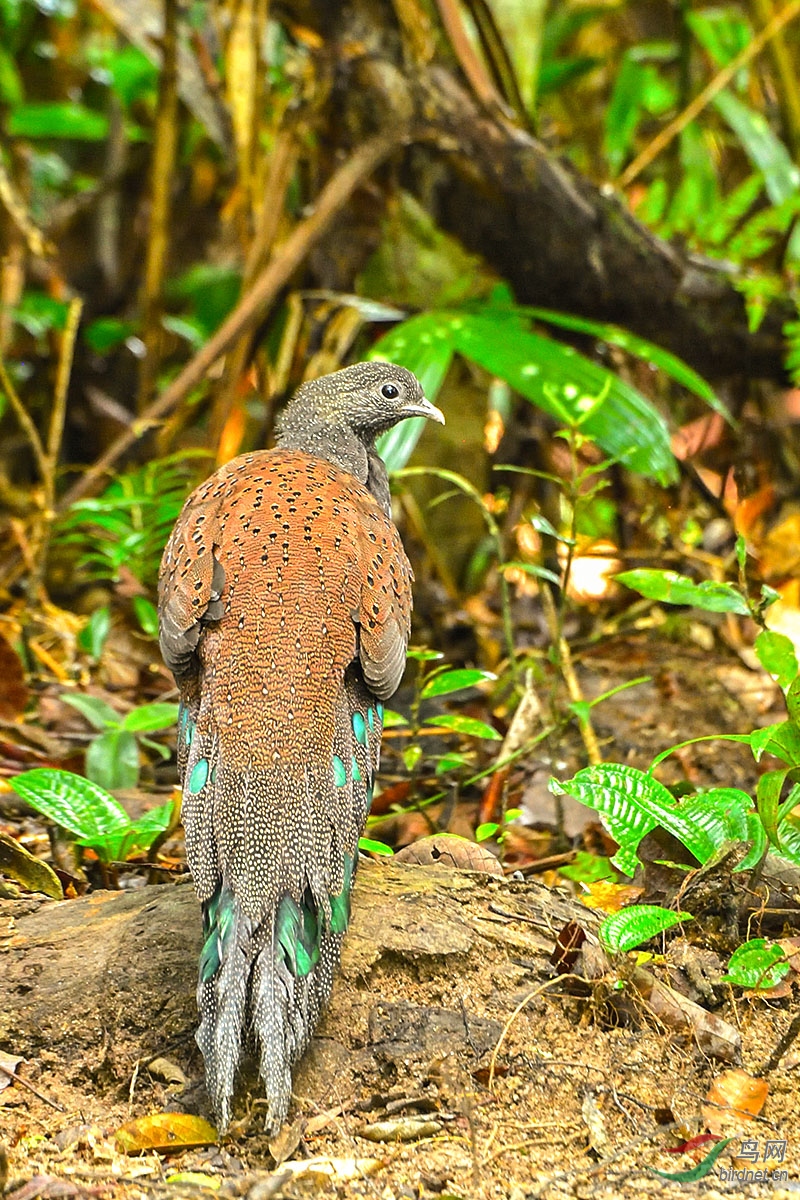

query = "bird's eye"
[[380, 383, 400, 400]]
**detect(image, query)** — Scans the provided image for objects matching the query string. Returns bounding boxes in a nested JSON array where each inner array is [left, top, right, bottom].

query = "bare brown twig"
[[57, 130, 407, 513]]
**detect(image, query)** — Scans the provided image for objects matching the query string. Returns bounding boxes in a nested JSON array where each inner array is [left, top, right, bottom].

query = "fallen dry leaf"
[[115, 1113, 218, 1154], [703, 1069, 768, 1136]]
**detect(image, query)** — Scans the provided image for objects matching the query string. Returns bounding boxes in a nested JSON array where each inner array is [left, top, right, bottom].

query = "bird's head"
[[289, 361, 445, 439]]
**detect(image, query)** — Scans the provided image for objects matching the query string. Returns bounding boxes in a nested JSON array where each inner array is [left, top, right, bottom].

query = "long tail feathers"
[[180, 672, 383, 1131]]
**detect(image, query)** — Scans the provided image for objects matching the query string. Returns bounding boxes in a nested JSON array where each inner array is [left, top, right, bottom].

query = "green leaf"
[[678, 788, 752, 845], [525, 308, 730, 423], [421, 669, 496, 699], [616, 569, 751, 615], [0, 44, 23, 105], [775, 813, 800, 866], [599, 904, 691, 954], [737, 812, 768, 871], [756, 769, 787, 848], [370, 312, 454, 472], [382, 709, 409, 728], [753, 718, 800, 766], [121, 702, 180, 733], [713, 90, 800, 207], [8, 102, 109, 140], [78, 606, 111, 659], [423, 714, 502, 740], [358, 837, 394, 856], [504, 561, 563, 586], [406, 648, 444, 662], [13, 291, 69, 337], [402, 744, 423, 772], [133, 596, 159, 638], [84, 317, 135, 354], [78, 801, 175, 862], [8, 768, 129, 840], [722, 939, 789, 989], [754, 629, 798, 691], [60, 692, 120, 730], [559, 851, 616, 883], [435, 752, 472, 775], [475, 822, 499, 842], [448, 312, 678, 484], [552, 763, 718, 872], [86, 730, 140, 790]]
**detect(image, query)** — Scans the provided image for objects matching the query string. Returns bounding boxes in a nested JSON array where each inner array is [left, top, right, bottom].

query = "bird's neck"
[[276, 415, 391, 510]]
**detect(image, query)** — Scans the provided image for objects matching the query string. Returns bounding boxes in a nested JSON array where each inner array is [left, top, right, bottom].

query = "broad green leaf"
[[787, 675, 800, 723], [86, 729, 140, 790], [423, 714, 502, 740], [372, 313, 454, 473], [755, 629, 798, 691], [616, 569, 750, 615], [448, 313, 677, 483], [754, 719, 800, 766], [599, 904, 692, 953], [121, 702, 180, 733], [524, 307, 729, 422], [678, 788, 752, 845], [775, 814, 800, 866], [9, 768, 128, 839], [8, 102, 109, 140], [559, 851, 616, 883], [553, 763, 717, 870], [421, 669, 496, 699], [722, 939, 789, 989], [552, 765, 658, 876], [737, 812, 768, 871], [61, 692, 120, 730], [79, 801, 175, 862]]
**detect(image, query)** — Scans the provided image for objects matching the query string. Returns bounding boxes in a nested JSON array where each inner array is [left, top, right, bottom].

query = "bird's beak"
[[403, 397, 445, 424]]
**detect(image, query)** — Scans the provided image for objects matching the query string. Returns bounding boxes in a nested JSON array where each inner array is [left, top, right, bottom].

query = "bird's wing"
[[157, 456, 251, 681], [353, 493, 413, 701]]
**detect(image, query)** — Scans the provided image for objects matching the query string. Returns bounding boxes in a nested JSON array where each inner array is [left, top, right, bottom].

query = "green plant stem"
[[396, 466, 520, 679]]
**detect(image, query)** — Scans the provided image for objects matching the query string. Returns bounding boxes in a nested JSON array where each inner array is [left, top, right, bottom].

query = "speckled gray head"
[[280, 361, 445, 440]]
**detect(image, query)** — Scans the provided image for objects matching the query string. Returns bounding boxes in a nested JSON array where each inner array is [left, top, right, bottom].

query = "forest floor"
[[2, 631, 800, 1200]]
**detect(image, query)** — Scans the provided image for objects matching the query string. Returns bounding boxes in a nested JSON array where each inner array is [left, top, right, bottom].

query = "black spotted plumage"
[[158, 362, 443, 1131]]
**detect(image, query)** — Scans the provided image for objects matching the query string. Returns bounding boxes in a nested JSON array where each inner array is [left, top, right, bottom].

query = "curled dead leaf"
[[394, 834, 502, 876]]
